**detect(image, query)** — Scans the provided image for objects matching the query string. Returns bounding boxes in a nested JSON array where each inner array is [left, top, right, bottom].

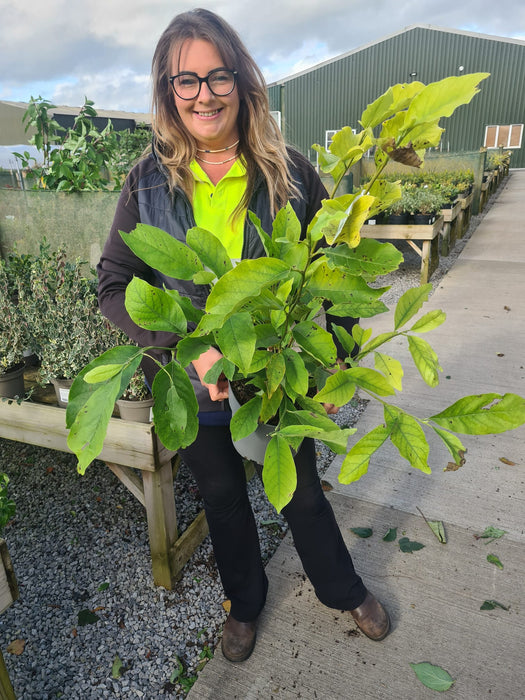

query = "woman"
[[97, 8, 390, 662]]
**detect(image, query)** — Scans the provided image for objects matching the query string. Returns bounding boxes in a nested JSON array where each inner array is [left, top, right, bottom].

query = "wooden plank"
[[360, 215, 443, 242], [0, 650, 16, 700], [142, 458, 179, 588], [170, 510, 209, 580], [441, 200, 462, 223], [0, 400, 161, 471], [0, 540, 18, 615]]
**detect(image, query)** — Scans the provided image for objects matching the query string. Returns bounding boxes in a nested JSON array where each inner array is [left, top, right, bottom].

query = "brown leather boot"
[[350, 591, 390, 641], [221, 614, 257, 662]]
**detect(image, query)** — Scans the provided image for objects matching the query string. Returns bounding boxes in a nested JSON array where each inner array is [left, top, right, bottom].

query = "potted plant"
[[115, 368, 154, 423], [0, 255, 33, 399], [66, 73, 525, 513], [18, 244, 126, 406], [411, 187, 447, 224]]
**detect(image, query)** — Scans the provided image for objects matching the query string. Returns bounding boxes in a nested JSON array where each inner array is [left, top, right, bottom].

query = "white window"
[[325, 130, 338, 150], [484, 124, 523, 149], [270, 111, 281, 130]]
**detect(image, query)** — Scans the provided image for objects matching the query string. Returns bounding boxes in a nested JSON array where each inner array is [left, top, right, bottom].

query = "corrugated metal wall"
[[268, 27, 525, 168]]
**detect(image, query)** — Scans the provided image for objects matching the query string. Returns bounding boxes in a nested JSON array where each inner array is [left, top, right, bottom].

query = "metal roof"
[[268, 24, 525, 86]]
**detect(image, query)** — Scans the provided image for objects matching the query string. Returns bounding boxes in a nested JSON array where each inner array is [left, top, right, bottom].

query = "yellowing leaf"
[[222, 600, 231, 613], [7, 639, 25, 655]]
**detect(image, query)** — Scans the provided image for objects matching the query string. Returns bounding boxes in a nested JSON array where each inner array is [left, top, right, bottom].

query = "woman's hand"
[[192, 347, 229, 402]]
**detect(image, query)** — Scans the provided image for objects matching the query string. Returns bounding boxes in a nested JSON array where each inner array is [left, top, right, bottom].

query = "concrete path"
[[188, 171, 525, 699]]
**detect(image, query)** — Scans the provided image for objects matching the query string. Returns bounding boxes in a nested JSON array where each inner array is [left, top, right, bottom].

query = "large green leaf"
[[385, 405, 431, 473], [206, 258, 290, 315], [277, 423, 354, 454], [405, 73, 489, 129], [324, 239, 403, 279], [67, 375, 123, 475], [430, 393, 525, 434], [66, 346, 142, 428], [185, 226, 233, 279], [292, 321, 337, 366], [152, 361, 199, 450], [345, 367, 396, 397], [281, 349, 310, 398], [394, 284, 432, 330], [409, 662, 455, 692], [272, 201, 301, 243], [265, 352, 286, 397], [314, 370, 357, 406], [410, 309, 446, 333], [339, 424, 391, 484], [360, 81, 425, 129], [262, 435, 297, 512], [120, 224, 203, 279], [432, 426, 466, 466], [307, 261, 387, 306], [248, 211, 275, 256], [374, 352, 403, 391], [230, 395, 263, 441], [216, 312, 256, 374], [125, 277, 187, 334], [175, 336, 212, 368], [407, 335, 442, 387]]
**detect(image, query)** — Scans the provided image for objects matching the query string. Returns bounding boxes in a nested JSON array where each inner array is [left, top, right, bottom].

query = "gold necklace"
[[196, 139, 239, 154], [195, 153, 238, 166]]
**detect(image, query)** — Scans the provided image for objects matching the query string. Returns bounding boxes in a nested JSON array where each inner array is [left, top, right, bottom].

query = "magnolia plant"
[[66, 72, 525, 512]]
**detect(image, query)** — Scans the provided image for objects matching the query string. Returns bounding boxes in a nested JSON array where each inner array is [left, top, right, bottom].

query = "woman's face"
[[171, 39, 240, 151]]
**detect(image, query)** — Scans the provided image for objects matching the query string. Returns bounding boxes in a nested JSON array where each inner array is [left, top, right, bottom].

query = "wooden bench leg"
[[440, 221, 451, 256], [0, 649, 16, 700], [142, 457, 179, 589]]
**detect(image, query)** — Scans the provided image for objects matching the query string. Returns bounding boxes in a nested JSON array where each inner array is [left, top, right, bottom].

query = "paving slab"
[[188, 172, 525, 699], [189, 494, 524, 700]]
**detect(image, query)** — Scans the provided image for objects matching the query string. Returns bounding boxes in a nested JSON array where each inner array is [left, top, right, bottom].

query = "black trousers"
[[179, 424, 367, 622]]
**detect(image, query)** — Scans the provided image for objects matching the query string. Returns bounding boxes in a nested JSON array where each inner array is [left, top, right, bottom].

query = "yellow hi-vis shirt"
[[190, 159, 248, 259]]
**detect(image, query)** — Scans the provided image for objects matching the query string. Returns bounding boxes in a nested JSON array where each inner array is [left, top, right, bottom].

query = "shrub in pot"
[[115, 368, 154, 423], [18, 244, 126, 405], [66, 73, 525, 513], [0, 255, 33, 398]]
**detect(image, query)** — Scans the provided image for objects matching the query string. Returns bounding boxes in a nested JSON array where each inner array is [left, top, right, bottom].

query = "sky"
[[1, 0, 524, 115]]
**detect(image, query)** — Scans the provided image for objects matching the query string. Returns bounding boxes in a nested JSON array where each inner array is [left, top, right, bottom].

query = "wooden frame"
[[0, 399, 208, 589], [360, 215, 443, 284]]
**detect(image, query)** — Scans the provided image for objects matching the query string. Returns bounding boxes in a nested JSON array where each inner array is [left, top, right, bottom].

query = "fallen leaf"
[[416, 507, 447, 543], [487, 553, 504, 569], [499, 457, 516, 466], [496, 353, 505, 357], [410, 662, 455, 692], [72, 629, 77, 638], [93, 606, 105, 612], [46, 467, 54, 474], [112, 654, 123, 679], [399, 537, 425, 553], [382, 527, 397, 542], [98, 582, 110, 592], [7, 639, 25, 655], [504, 305, 511, 312], [480, 599, 509, 611], [350, 527, 373, 538], [475, 525, 507, 542], [320, 480, 333, 491], [77, 609, 100, 626], [222, 599, 231, 613]]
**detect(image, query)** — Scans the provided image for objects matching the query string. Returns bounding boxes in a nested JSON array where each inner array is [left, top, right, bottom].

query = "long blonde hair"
[[151, 8, 297, 215]]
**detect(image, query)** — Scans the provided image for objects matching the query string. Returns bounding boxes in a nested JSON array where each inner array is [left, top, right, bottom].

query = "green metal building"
[[268, 25, 525, 168]]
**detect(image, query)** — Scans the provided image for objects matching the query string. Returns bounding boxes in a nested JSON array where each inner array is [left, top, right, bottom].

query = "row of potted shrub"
[[363, 169, 474, 225], [0, 241, 151, 414]]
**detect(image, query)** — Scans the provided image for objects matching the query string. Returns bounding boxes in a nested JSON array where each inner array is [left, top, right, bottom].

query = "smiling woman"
[[92, 7, 388, 663]]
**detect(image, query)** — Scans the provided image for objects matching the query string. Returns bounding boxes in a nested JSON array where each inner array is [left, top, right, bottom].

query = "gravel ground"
[[0, 191, 498, 699]]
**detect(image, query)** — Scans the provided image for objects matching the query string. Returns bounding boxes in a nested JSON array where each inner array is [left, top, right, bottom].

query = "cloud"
[[1, 0, 524, 112]]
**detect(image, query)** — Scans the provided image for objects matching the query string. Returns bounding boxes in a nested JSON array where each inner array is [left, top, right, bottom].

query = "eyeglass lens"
[[171, 69, 236, 99]]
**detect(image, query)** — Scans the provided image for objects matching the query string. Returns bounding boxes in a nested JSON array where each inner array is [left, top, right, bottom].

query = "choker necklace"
[[196, 139, 239, 154], [195, 153, 238, 166]]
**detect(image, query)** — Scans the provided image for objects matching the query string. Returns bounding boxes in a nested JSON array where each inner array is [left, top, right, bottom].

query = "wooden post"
[[471, 149, 487, 216], [0, 540, 18, 700]]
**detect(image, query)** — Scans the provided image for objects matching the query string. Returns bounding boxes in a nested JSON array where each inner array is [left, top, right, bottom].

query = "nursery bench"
[[360, 215, 444, 284], [0, 377, 209, 590], [440, 201, 463, 256]]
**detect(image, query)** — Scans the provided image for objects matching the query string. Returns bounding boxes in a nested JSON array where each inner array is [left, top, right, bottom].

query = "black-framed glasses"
[[168, 68, 238, 100]]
